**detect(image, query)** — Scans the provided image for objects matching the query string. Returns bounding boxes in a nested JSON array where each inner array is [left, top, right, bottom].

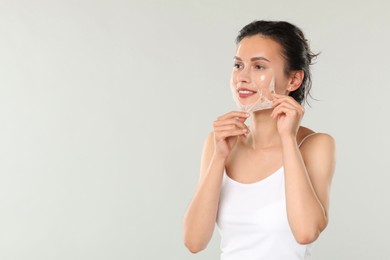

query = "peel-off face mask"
[[231, 70, 275, 113]]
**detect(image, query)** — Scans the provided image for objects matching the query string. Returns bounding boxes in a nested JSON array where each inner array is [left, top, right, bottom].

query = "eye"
[[233, 63, 243, 69], [254, 64, 265, 70]]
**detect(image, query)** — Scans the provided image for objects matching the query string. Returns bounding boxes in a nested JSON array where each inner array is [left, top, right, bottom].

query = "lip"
[[237, 88, 257, 98]]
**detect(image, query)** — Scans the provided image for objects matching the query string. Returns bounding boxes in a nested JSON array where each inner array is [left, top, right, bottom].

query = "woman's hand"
[[271, 93, 305, 138], [212, 111, 249, 159]]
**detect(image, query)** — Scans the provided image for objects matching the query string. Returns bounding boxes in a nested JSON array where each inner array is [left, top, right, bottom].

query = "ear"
[[286, 70, 304, 92]]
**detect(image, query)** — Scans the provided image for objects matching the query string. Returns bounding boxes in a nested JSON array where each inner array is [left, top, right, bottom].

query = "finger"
[[214, 124, 243, 132], [271, 104, 302, 119], [213, 118, 248, 129], [271, 107, 289, 119], [272, 95, 296, 106], [214, 124, 250, 136], [273, 93, 287, 98], [272, 96, 304, 113], [236, 116, 248, 123], [215, 128, 248, 141], [217, 111, 250, 120], [271, 102, 296, 115], [274, 102, 296, 111]]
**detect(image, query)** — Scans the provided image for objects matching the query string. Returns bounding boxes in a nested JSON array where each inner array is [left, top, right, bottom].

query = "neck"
[[244, 109, 281, 149]]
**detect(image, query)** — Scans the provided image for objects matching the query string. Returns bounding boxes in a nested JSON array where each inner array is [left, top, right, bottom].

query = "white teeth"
[[238, 90, 255, 94]]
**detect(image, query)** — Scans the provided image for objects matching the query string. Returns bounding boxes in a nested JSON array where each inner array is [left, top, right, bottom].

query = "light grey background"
[[1, 0, 389, 259]]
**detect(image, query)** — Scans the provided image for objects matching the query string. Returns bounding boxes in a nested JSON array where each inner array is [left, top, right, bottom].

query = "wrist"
[[280, 134, 298, 145], [212, 153, 229, 162]]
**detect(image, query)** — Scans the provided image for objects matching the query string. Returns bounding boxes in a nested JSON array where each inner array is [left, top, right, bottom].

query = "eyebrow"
[[233, 56, 271, 62]]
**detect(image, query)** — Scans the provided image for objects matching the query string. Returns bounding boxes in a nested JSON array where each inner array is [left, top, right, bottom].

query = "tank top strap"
[[298, 132, 318, 147]]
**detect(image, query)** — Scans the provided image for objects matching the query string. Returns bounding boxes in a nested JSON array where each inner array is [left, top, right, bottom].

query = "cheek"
[[274, 74, 290, 94], [230, 71, 238, 84]]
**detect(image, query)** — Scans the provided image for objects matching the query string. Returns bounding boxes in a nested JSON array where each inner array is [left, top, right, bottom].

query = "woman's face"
[[231, 35, 290, 106]]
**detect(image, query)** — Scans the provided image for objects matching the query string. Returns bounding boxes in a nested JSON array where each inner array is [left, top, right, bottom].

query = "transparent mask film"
[[231, 68, 275, 113]]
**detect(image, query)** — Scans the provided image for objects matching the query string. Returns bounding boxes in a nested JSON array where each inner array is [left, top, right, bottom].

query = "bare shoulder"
[[298, 126, 335, 149], [297, 128, 336, 223], [298, 128, 336, 180]]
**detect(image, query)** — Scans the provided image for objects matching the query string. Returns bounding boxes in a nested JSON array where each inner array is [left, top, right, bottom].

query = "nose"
[[235, 67, 251, 84]]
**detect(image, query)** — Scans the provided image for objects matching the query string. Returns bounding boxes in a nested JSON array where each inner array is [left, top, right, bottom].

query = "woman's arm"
[[183, 111, 249, 253], [183, 133, 225, 253], [271, 93, 336, 244], [281, 133, 336, 244]]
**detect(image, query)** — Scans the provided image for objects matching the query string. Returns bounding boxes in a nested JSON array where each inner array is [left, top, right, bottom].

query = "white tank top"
[[216, 166, 313, 260]]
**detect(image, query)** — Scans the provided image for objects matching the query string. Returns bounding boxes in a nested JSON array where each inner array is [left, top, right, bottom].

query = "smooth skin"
[[183, 35, 336, 253]]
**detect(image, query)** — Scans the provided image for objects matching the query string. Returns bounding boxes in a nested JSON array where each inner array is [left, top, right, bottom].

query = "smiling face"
[[231, 35, 291, 108]]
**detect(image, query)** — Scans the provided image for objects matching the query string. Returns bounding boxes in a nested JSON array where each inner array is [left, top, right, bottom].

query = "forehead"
[[235, 35, 283, 63]]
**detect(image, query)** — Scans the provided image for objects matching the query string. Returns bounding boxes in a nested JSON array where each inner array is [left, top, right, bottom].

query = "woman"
[[183, 20, 336, 259]]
